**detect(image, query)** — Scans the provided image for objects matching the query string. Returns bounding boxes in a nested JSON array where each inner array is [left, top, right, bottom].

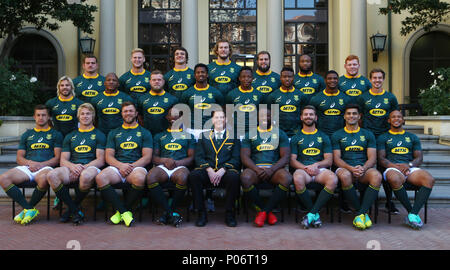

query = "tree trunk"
[[0, 34, 15, 63]]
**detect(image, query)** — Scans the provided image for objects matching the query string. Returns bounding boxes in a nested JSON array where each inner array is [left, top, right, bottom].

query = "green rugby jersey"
[[73, 73, 106, 104], [338, 74, 372, 103], [18, 127, 63, 162], [153, 129, 195, 161], [119, 69, 151, 103], [106, 124, 153, 164], [290, 129, 332, 166], [252, 70, 281, 99], [357, 89, 399, 136], [207, 60, 242, 96], [265, 87, 307, 137], [91, 91, 134, 136], [62, 127, 106, 164], [226, 86, 264, 135], [180, 84, 225, 129], [309, 90, 351, 137], [293, 72, 326, 104], [45, 96, 84, 137], [164, 67, 195, 100], [137, 90, 179, 136], [377, 130, 421, 164], [331, 127, 376, 167], [241, 127, 290, 167]]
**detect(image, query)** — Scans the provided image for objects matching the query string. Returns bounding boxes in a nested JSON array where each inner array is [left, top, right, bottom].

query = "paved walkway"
[[1, 200, 449, 250]]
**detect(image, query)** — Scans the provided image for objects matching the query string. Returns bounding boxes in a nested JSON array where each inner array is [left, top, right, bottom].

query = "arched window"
[[9, 34, 58, 96], [409, 31, 450, 104]]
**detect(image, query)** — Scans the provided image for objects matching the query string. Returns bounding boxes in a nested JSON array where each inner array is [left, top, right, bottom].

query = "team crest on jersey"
[[294, 95, 299, 101], [384, 98, 389, 104], [312, 79, 317, 84], [71, 104, 77, 110], [46, 134, 52, 140], [339, 99, 344, 105], [98, 81, 103, 86], [271, 78, 276, 83], [208, 93, 213, 99], [118, 99, 123, 104], [145, 78, 149, 83], [187, 74, 191, 79], [360, 136, 365, 141], [164, 98, 168, 103], [230, 68, 235, 73], [137, 132, 142, 137], [317, 137, 323, 143], [361, 80, 365, 85], [90, 134, 96, 140], [405, 137, 411, 143], [253, 95, 258, 101]]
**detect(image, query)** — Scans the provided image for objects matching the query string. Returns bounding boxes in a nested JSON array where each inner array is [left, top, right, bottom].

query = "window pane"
[[222, 0, 238, 8], [315, 0, 327, 8], [297, 23, 315, 42], [170, 0, 181, 8], [210, 0, 221, 8], [297, 0, 315, 8], [285, 23, 296, 42], [141, 0, 151, 9], [245, 23, 257, 42], [316, 43, 328, 54], [246, 0, 257, 8], [284, 44, 295, 55], [285, 10, 327, 23], [315, 55, 328, 76], [169, 24, 181, 43], [315, 23, 328, 43], [285, 0, 296, 8], [152, 0, 168, 9], [284, 56, 296, 69]]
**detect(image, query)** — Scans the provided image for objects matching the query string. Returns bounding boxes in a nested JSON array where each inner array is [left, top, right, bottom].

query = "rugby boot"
[[254, 211, 266, 227]]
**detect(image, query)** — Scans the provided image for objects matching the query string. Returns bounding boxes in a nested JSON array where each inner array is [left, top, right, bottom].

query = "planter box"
[[0, 116, 34, 137], [405, 116, 450, 136]]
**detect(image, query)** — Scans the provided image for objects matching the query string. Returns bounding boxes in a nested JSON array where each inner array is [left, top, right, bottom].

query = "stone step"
[[422, 155, 450, 168], [0, 144, 19, 155], [404, 125, 424, 134], [416, 134, 440, 144], [421, 142, 450, 156]]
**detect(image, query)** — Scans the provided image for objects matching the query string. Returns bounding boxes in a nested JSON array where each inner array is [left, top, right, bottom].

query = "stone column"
[[182, 0, 199, 69], [351, 0, 367, 75], [99, 0, 116, 75], [266, 0, 283, 72]]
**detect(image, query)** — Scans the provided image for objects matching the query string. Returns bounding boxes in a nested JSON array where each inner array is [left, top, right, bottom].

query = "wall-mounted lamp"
[[370, 33, 387, 62]]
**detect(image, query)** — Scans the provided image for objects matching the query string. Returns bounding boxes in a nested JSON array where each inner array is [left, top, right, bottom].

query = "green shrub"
[[0, 59, 40, 116], [418, 67, 450, 116]]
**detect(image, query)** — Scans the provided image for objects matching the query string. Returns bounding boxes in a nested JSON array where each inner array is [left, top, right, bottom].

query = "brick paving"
[[1, 200, 449, 250]]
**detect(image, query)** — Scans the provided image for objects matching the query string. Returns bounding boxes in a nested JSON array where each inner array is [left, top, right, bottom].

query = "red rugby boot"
[[267, 212, 278, 225], [254, 211, 267, 227]]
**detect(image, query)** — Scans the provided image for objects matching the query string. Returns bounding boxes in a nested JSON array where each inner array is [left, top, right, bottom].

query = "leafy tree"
[[0, 0, 98, 61], [379, 0, 450, 36]]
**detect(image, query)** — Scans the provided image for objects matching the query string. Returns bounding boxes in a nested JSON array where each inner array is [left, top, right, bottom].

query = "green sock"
[[358, 185, 380, 215], [264, 184, 288, 213], [54, 184, 77, 213], [5, 184, 32, 209], [310, 187, 334, 214], [343, 185, 361, 211], [99, 185, 127, 214], [148, 183, 171, 213], [411, 186, 432, 215], [393, 185, 412, 212], [295, 187, 313, 211], [171, 184, 187, 212], [243, 185, 263, 210], [125, 184, 144, 210], [74, 186, 90, 206], [29, 186, 47, 207]]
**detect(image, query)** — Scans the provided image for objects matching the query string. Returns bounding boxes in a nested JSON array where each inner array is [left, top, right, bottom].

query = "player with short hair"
[[91, 72, 134, 136], [294, 54, 326, 104], [180, 63, 224, 137], [119, 48, 152, 103], [190, 110, 241, 227], [338, 55, 372, 103], [240, 107, 292, 227], [226, 66, 264, 138], [137, 70, 179, 136], [146, 107, 195, 227], [265, 67, 307, 138], [208, 40, 242, 96], [309, 70, 351, 137], [331, 104, 381, 230], [45, 76, 84, 137], [164, 47, 195, 100], [73, 55, 106, 104], [95, 102, 153, 227], [377, 110, 434, 229], [252, 51, 281, 99], [46, 103, 106, 224], [0, 105, 63, 225], [290, 105, 337, 229]]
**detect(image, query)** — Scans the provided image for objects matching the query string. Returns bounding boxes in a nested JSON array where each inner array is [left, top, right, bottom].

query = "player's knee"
[[277, 171, 292, 187], [386, 175, 403, 189], [0, 174, 11, 189], [293, 176, 306, 191], [95, 173, 109, 188], [46, 171, 60, 188], [368, 170, 382, 187], [240, 172, 253, 189], [146, 171, 158, 185], [325, 173, 338, 191], [337, 169, 352, 187]]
